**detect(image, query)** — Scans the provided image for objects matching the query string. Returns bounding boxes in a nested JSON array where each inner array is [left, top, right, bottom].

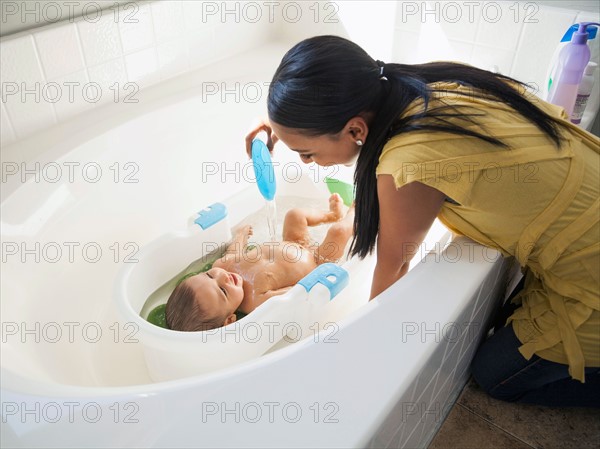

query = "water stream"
[[265, 199, 277, 242]]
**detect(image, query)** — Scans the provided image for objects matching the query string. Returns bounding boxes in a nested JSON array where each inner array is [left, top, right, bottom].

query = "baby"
[[166, 194, 354, 332]]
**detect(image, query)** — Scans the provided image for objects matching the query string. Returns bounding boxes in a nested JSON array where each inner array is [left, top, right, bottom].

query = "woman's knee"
[[470, 325, 529, 401], [470, 345, 496, 394], [471, 352, 521, 402]]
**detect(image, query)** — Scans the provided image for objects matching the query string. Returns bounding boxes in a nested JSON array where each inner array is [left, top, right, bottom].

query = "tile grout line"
[[456, 403, 538, 449], [30, 33, 59, 127]]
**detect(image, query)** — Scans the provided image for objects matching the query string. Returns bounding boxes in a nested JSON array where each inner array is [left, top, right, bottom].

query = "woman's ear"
[[345, 116, 369, 142]]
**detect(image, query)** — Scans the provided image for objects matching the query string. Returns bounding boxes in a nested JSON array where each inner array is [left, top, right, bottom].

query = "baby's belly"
[[265, 241, 317, 285]]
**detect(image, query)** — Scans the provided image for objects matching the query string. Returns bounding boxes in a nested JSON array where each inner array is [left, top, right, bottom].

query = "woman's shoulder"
[[382, 78, 566, 156]]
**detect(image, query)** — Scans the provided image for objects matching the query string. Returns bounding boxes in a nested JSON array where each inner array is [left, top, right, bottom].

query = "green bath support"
[[324, 177, 355, 206], [146, 260, 215, 329]]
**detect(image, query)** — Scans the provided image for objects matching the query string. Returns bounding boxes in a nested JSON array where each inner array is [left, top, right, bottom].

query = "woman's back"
[[376, 81, 600, 380]]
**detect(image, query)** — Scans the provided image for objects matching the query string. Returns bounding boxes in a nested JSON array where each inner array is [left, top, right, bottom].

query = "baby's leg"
[[282, 193, 345, 245], [313, 202, 355, 263]]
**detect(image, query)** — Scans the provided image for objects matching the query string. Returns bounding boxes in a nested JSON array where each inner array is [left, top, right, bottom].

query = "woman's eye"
[[206, 272, 212, 278], [221, 287, 227, 296], [300, 154, 312, 161]]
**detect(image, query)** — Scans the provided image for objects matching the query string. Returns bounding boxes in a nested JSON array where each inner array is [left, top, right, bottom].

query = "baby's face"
[[186, 267, 244, 323]]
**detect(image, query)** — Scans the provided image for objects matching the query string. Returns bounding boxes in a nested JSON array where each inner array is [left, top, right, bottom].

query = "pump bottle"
[[544, 24, 597, 99], [547, 22, 600, 118]]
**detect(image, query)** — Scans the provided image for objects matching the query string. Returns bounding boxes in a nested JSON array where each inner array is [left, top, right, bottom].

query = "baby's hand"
[[225, 225, 254, 257]]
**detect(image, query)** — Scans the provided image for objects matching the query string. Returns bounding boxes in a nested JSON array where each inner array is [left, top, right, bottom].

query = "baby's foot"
[[326, 193, 345, 222]]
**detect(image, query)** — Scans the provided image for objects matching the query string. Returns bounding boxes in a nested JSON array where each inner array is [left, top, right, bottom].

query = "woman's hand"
[[369, 175, 446, 299], [245, 119, 279, 158]]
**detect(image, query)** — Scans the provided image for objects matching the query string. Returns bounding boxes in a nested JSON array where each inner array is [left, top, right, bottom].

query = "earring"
[[356, 140, 363, 146]]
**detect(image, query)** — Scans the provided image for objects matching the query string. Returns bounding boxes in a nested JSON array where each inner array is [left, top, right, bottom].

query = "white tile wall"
[[77, 13, 123, 66], [157, 39, 189, 79], [151, 1, 185, 43], [1, 1, 598, 149], [475, 2, 522, 51], [118, 2, 155, 54], [0, 34, 57, 138], [87, 58, 128, 101], [49, 69, 94, 122], [187, 29, 215, 71], [182, 1, 208, 32], [0, 0, 273, 148], [33, 23, 86, 80], [392, 1, 598, 99], [125, 47, 160, 88], [393, 30, 420, 63], [0, 102, 16, 147], [511, 5, 579, 91]]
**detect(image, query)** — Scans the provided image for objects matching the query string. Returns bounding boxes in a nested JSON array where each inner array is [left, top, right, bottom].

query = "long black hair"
[[267, 35, 567, 259]]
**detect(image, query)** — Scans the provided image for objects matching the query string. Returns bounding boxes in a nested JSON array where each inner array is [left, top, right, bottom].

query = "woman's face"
[[270, 114, 371, 167]]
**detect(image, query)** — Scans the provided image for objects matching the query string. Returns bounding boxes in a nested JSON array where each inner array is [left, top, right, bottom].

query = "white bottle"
[[571, 62, 597, 124]]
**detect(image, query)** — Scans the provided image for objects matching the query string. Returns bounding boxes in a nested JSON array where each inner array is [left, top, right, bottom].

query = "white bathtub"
[[1, 44, 513, 448]]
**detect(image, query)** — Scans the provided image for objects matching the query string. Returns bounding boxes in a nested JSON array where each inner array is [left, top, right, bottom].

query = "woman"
[[244, 35, 599, 407]]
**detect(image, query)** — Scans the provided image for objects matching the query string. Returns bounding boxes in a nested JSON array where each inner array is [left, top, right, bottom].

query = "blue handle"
[[251, 139, 276, 201], [194, 203, 227, 229], [298, 263, 349, 300]]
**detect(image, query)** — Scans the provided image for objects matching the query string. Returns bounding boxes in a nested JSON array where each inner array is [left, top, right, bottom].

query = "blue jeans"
[[471, 281, 600, 408]]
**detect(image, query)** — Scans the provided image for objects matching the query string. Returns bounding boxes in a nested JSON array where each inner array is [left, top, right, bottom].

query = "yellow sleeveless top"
[[376, 82, 600, 382]]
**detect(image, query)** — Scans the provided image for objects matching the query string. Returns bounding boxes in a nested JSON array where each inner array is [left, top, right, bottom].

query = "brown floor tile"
[[429, 404, 534, 449], [457, 378, 600, 449]]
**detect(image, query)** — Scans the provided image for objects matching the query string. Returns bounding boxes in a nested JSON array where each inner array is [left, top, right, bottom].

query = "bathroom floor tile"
[[428, 403, 534, 449], [457, 378, 600, 449]]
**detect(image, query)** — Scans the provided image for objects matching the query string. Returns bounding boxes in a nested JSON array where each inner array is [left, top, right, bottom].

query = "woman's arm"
[[370, 175, 446, 299]]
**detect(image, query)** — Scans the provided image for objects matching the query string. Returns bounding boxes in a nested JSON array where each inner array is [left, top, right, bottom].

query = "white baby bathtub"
[[114, 170, 381, 382], [1, 45, 514, 448]]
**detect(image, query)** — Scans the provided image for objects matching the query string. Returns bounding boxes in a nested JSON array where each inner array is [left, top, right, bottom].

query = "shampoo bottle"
[[547, 22, 600, 118], [571, 62, 598, 124], [544, 24, 597, 99]]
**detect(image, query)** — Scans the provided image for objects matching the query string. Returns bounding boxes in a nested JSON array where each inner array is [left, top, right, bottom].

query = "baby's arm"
[[223, 225, 253, 257], [255, 286, 293, 303]]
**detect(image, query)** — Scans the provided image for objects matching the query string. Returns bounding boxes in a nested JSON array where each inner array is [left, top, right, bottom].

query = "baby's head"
[[166, 267, 244, 331]]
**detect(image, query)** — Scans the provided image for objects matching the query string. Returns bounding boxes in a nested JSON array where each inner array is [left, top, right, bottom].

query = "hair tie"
[[376, 60, 388, 81]]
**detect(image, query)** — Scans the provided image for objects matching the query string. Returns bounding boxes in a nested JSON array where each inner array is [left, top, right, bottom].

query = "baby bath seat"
[[115, 211, 354, 382], [114, 172, 375, 382]]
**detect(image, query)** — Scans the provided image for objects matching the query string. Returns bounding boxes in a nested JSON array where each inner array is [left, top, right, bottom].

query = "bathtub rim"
[[1, 298, 384, 399]]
